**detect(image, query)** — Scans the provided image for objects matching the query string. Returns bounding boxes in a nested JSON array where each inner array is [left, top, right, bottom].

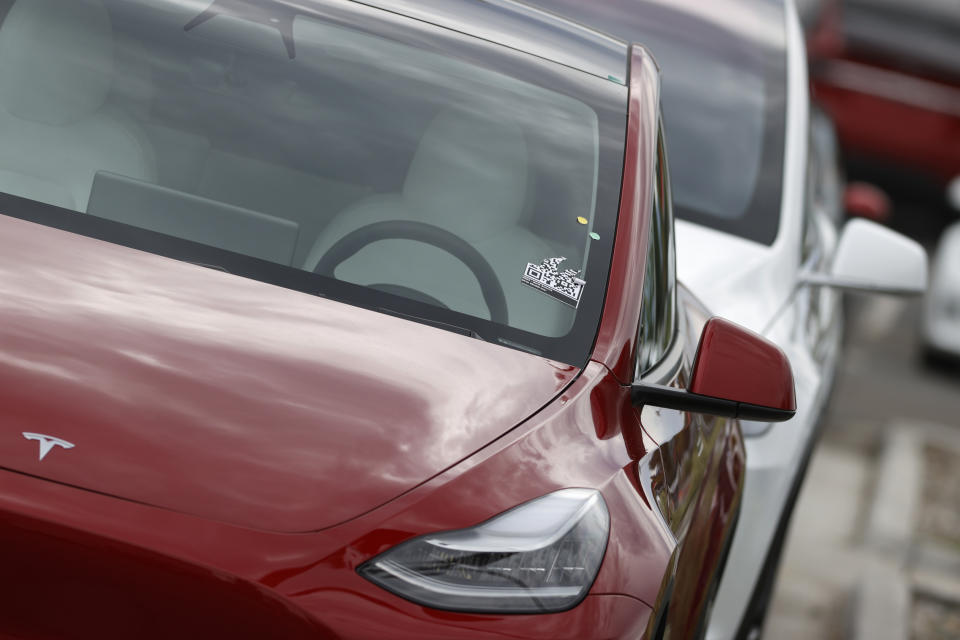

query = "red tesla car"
[[0, 1, 795, 638]]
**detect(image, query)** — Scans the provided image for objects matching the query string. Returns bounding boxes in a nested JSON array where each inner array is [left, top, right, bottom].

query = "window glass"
[[516, 0, 789, 245], [0, 0, 628, 365], [637, 123, 677, 375]]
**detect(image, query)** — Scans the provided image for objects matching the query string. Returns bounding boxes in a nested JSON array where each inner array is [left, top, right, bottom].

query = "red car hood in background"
[[0, 216, 579, 532]]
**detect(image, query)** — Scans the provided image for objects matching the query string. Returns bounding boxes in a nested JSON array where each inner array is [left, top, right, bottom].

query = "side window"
[[802, 126, 821, 265], [805, 105, 844, 264], [636, 121, 678, 376]]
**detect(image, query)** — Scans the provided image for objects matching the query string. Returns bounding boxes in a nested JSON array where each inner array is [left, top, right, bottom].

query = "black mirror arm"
[[631, 383, 796, 423]]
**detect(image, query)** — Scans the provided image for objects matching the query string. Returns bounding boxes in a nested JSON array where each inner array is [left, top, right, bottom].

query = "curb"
[[852, 423, 921, 640], [853, 421, 960, 640], [864, 427, 922, 557], [852, 561, 910, 640]]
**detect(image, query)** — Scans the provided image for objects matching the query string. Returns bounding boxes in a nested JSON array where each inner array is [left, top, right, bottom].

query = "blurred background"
[[767, 1, 960, 638]]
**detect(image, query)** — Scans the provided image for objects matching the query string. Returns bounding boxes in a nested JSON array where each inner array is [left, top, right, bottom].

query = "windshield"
[[519, 0, 789, 245], [0, 0, 627, 365]]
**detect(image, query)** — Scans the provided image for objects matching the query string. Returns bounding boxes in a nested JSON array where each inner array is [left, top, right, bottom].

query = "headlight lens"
[[358, 488, 609, 613]]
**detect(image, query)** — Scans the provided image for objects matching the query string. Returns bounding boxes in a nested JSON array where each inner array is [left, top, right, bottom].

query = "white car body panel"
[[679, 3, 847, 638], [923, 222, 960, 356], [673, 221, 785, 331]]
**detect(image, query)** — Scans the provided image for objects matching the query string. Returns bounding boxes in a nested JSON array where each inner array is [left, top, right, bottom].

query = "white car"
[[671, 6, 927, 640], [923, 189, 960, 364], [520, 0, 926, 638]]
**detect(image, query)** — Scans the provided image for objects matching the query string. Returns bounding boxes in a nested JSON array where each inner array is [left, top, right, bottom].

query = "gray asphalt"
[[765, 289, 960, 639], [822, 295, 960, 453]]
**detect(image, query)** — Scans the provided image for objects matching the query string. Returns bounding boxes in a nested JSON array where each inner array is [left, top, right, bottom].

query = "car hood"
[[0, 216, 579, 532], [675, 220, 794, 333]]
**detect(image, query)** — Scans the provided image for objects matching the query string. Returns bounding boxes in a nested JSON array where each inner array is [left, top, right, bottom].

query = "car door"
[[635, 121, 745, 639], [797, 106, 843, 368]]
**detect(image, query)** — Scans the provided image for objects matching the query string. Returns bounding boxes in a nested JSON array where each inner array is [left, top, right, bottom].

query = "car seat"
[[0, 0, 155, 212], [303, 108, 574, 336]]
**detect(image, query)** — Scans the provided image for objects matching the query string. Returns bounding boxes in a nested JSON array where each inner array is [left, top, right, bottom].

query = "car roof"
[[345, 0, 631, 83]]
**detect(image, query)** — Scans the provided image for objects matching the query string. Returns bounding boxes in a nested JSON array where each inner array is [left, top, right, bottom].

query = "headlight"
[[358, 488, 609, 613]]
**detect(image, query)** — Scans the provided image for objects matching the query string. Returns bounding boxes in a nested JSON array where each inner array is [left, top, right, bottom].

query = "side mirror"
[[800, 218, 928, 295], [632, 318, 796, 422]]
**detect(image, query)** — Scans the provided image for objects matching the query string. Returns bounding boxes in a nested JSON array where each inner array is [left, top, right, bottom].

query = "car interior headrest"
[[0, 0, 115, 125], [403, 108, 529, 242]]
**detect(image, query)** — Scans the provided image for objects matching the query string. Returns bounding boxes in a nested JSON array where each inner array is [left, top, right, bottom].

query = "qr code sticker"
[[521, 257, 586, 308]]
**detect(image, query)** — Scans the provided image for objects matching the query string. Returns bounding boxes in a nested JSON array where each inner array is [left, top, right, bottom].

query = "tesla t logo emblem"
[[22, 432, 74, 461]]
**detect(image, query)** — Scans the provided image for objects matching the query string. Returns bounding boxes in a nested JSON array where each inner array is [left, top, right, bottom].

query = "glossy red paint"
[[0, 19, 745, 640], [0, 359, 660, 639], [690, 317, 797, 412], [634, 288, 746, 639], [593, 44, 658, 384], [0, 509, 330, 639], [0, 215, 578, 533]]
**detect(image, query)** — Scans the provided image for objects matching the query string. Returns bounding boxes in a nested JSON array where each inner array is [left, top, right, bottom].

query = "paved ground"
[[821, 296, 960, 454], [764, 446, 870, 639], [764, 294, 960, 638]]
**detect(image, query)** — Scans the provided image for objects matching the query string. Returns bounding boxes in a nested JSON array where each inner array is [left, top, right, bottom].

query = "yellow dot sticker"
[[577, 216, 588, 225]]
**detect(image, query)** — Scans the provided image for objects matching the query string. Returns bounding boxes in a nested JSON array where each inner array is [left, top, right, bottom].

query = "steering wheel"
[[313, 220, 509, 325]]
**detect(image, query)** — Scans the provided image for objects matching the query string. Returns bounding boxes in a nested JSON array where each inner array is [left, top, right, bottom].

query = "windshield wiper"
[[377, 308, 543, 356], [377, 308, 486, 342], [188, 262, 231, 274]]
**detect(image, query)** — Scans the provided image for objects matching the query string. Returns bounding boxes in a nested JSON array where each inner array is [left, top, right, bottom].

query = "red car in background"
[[0, 0, 796, 638], [803, 0, 960, 197]]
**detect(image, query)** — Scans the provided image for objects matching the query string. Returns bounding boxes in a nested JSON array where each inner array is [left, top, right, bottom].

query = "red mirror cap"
[[845, 182, 892, 223], [689, 317, 796, 413]]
